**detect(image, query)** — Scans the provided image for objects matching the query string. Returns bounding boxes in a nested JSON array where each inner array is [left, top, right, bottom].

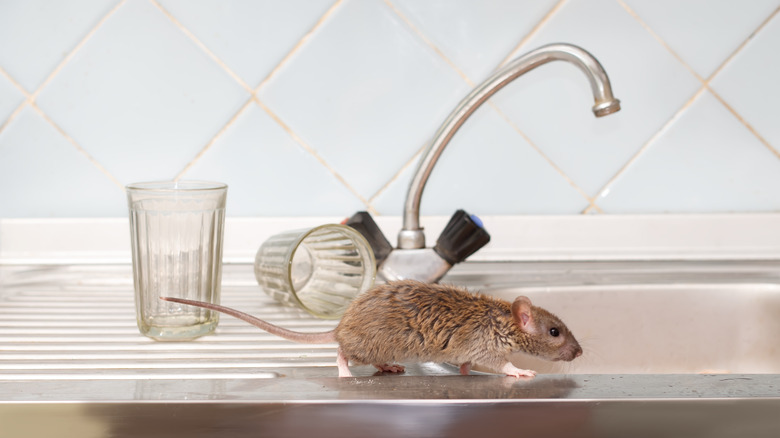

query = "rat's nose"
[[561, 344, 583, 361], [568, 344, 583, 360]]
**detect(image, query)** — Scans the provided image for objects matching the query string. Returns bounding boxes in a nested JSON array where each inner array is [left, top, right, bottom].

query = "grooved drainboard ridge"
[[0, 265, 339, 379]]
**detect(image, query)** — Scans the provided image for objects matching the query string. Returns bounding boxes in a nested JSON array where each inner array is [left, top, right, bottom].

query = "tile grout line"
[[0, 101, 28, 137], [0, 66, 29, 96], [0, 1, 125, 138], [709, 91, 780, 160], [30, 104, 125, 189], [11, 0, 128, 190], [31, 0, 127, 101], [248, 0, 369, 211], [156, 0, 364, 204], [150, 0, 253, 93], [383, 0, 473, 86], [600, 1, 780, 209], [585, 201, 604, 214], [616, 0, 704, 82], [373, 0, 597, 213], [497, 0, 568, 69], [249, 0, 369, 209], [487, 101, 596, 205], [618, 0, 779, 159], [582, 204, 604, 214], [255, 99, 370, 206], [704, 6, 779, 83], [591, 82, 708, 206], [150, 0, 257, 180], [585, 0, 708, 210], [365, 147, 423, 205], [590, 0, 721, 208], [0, 67, 31, 136], [703, 6, 780, 159], [173, 97, 257, 181], [160, 0, 366, 206], [490, 0, 601, 210], [255, 0, 344, 92], [364, 0, 475, 211], [369, 0, 601, 211], [594, 0, 778, 212]]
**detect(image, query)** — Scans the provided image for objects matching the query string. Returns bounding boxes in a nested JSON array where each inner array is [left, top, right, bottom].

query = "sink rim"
[[2, 260, 780, 403]]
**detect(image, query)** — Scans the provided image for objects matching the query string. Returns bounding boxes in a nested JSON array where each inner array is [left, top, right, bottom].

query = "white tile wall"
[[0, 106, 127, 217], [598, 90, 780, 212], [493, 0, 703, 197], [1, 0, 779, 218], [391, 0, 559, 81], [35, 0, 250, 185], [258, 0, 471, 202], [0, 0, 118, 92], [0, 71, 25, 125]]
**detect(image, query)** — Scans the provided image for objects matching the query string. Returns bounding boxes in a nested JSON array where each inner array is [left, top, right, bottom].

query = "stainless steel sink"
[[484, 283, 780, 375], [2, 261, 779, 437]]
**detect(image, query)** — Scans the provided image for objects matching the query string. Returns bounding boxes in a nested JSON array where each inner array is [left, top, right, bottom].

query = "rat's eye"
[[549, 328, 560, 337]]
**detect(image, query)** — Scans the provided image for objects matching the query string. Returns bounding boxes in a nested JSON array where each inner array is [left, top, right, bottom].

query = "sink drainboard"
[[0, 264, 341, 380]]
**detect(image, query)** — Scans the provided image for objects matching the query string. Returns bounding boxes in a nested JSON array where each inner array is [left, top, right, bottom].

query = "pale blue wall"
[[1, 0, 779, 217]]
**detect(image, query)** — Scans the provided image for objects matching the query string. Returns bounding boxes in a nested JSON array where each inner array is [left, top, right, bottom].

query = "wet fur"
[[335, 281, 576, 372], [162, 280, 581, 376]]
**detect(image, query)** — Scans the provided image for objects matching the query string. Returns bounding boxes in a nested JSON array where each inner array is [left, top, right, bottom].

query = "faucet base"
[[378, 248, 451, 284], [397, 228, 426, 249]]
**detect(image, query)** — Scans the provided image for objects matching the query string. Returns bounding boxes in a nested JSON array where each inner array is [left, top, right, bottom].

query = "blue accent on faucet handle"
[[433, 210, 491, 266]]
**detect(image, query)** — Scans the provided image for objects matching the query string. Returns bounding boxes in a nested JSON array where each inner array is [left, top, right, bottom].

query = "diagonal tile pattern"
[[621, 0, 779, 79], [0, 71, 25, 128], [0, 0, 120, 92], [0, 106, 126, 217], [155, 0, 335, 88], [492, 0, 702, 197], [372, 102, 590, 216], [258, 0, 472, 202], [183, 103, 364, 216], [34, 0, 250, 185], [391, 0, 560, 82], [709, 11, 780, 155], [0, 0, 778, 217], [598, 91, 780, 212]]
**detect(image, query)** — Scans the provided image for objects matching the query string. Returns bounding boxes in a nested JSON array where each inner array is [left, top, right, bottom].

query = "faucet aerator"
[[593, 99, 621, 117]]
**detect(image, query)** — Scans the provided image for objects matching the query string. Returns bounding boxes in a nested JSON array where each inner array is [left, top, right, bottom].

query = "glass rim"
[[126, 180, 227, 192], [286, 224, 376, 319]]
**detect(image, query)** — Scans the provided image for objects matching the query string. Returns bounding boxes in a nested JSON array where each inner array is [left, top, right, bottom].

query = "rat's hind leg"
[[459, 362, 472, 375], [373, 363, 405, 374], [337, 347, 352, 377]]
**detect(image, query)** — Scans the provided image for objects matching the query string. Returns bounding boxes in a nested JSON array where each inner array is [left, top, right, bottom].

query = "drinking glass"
[[254, 224, 375, 319], [127, 180, 227, 340]]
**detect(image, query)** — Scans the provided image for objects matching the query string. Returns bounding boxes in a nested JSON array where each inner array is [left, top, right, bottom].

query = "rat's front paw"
[[500, 362, 536, 378]]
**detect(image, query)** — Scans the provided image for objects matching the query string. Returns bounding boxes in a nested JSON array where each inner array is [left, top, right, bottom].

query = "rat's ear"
[[511, 296, 538, 335]]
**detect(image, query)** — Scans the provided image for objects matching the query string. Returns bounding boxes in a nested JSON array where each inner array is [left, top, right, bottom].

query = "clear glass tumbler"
[[126, 181, 227, 340], [254, 224, 376, 319]]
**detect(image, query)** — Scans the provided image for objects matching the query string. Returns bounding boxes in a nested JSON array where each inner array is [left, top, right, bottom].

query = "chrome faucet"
[[399, 43, 621, 250], [369, 43, 620, 283]]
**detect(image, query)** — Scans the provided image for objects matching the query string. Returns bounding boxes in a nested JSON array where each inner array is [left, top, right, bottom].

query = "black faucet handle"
[[343, 211, 393, 267], [433, 210, 491, 266]]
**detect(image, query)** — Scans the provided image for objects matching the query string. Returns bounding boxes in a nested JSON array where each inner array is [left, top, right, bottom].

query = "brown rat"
[[161, 280, 582, 378]]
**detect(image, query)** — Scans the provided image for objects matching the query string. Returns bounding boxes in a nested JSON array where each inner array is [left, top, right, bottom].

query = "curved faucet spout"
[[398, 43, 621, 249]]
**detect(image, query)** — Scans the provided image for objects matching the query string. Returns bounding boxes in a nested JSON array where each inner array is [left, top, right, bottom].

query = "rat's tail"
[[160, 297, 336, 344]]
